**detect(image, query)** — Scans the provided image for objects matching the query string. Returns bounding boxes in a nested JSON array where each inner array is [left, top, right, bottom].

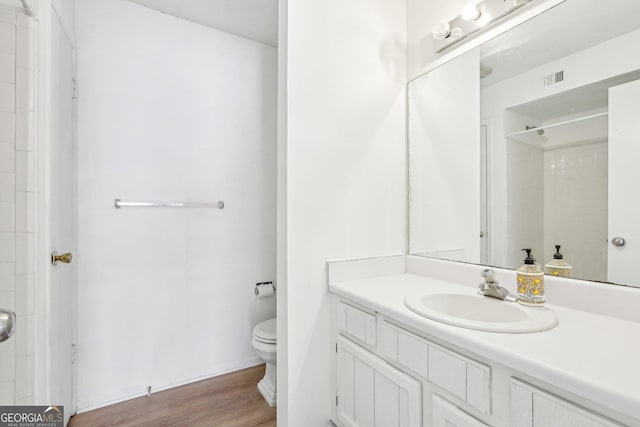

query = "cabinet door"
[[337, 336, 422, 427], [432, 394, 489, 427]]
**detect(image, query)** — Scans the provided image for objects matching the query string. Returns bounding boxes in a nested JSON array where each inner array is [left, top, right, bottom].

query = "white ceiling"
[[129, 0, 278, 47]]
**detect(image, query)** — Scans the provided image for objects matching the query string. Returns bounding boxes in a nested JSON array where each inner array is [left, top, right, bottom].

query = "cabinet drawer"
[[510, 378, 623, 427], [429, 344, 491, 414], [337, 301, 376, 347], [399, 329, 429, 378], [381, 322, 429, 378], [466, 361, 491, 416], [381, 321, 491, 415], [429, 345, 467, 401], [428, 344, 491, 414]]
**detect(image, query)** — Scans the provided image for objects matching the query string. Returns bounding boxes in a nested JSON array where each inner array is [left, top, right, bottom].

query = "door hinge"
[[335, 343, 338, 353], [72, 79, 78, 99], [71, 344, 77, 364], [336, 395, 338, 406]]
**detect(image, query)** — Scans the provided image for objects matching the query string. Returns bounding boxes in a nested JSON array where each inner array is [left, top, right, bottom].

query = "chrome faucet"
[[478, 269, 516, 302]]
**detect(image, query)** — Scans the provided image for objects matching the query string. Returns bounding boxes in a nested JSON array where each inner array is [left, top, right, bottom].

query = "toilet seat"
[[253, 318, 276, 344]]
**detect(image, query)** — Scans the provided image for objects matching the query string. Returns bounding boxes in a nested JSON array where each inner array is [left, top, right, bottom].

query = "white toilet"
[[252, 317, 277, 406]]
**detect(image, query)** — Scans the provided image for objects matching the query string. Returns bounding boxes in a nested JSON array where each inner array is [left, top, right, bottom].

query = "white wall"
[[76, 0, 277, 410], [284, 0, 407, 425], [276, 0, 288, 424], [56, 0, 74, 33], [408, 48, 480, 263]]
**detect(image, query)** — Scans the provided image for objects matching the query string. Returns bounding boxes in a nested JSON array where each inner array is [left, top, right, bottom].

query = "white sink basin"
[[405, 291, 558, 333]]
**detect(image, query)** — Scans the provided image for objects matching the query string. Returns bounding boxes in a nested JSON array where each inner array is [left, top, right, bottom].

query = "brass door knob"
[[51, 252, 73, 265]]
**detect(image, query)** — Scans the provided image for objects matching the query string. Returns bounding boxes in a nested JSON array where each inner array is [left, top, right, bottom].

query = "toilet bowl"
[[252, 317, 276, 406]]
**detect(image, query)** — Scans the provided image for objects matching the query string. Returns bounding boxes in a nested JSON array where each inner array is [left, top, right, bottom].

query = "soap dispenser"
[[516, 249, 545, 306], [545, 245, 572, 278]]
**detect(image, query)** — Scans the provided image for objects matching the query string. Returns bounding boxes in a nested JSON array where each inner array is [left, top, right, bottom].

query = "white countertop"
[[329, 273, 640, 423]]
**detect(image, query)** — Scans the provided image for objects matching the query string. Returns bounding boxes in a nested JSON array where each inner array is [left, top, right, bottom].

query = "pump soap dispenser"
[[516, 249, 545, 306], [545, 245, 572, 278]]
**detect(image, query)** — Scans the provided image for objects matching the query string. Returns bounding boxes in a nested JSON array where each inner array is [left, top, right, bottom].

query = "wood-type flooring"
[[68, 364, 276, 427]]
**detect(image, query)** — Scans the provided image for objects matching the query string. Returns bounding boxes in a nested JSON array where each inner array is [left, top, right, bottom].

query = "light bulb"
[[476, 12, 492, 27], [449, 27, 464, 41], [461, 3, 481, 21], [431, 21, 451, 41]]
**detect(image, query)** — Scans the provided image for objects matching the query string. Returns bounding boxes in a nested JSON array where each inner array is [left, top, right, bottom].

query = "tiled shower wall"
[[507, 139, 608, 281], [544, 142, 608, 282], [0, 9, 37, 405], [506, 141, 545, 270]]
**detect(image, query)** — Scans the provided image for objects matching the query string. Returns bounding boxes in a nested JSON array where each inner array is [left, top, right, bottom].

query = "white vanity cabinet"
[[336, 335, 422, 427], [332, 296, 629, 427], [334, 299, 488, 427]]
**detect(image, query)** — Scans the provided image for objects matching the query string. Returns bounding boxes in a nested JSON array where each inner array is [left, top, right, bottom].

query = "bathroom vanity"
[[328, 256, 640, 427]]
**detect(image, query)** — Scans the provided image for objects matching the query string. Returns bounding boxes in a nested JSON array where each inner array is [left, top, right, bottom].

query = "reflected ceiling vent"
[[543, 70, 564, 86], [480, 64, 493, 79]]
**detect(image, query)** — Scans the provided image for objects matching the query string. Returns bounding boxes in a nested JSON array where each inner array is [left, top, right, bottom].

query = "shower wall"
[[0, 8, 37, 405], [506, 141, 544, 269], [76, 0, 277, 411], [506, 140, 608, 280], [543, 142, 608, 281]]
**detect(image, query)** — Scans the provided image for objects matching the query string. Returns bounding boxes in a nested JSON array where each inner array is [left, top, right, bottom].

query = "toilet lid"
[[254, 318, 276, 343]]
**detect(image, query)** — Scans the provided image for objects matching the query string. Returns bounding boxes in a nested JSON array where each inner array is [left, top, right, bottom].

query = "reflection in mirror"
[[408, 0, 640, 287]]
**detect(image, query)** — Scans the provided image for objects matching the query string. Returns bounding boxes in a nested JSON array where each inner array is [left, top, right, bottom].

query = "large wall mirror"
[[409, 0, 640, 288]]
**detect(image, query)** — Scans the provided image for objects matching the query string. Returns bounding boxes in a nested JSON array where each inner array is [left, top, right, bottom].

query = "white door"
[[49, 9, 77, 424], [608, 79, 640, 286]]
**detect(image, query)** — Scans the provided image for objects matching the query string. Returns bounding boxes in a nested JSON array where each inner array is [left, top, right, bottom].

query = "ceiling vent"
[[543, 70, 564, 86]]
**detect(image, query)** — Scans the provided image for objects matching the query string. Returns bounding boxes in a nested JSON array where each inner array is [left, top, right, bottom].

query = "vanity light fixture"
[[432, 21, 466, 42], [432, 0, 535, 53]]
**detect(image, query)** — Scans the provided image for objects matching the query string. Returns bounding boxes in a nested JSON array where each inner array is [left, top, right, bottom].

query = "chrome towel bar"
[[114, 199, 224, 209]]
